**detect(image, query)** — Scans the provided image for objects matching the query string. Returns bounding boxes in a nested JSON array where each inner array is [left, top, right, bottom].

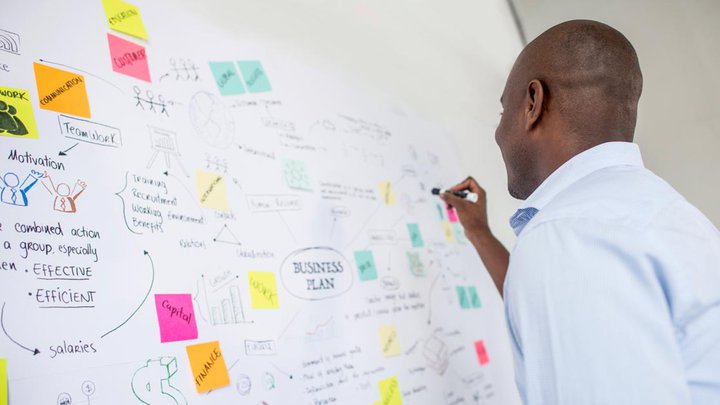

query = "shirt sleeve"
[[505, 219, 692, 405]]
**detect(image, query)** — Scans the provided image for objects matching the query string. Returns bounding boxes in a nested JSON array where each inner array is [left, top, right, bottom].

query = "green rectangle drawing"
[[457, 286, 470, 309], [238, 60, 271, 93], [354, 250, 378, 281], [468, 286, 481, 308], [406, 223, 424, 248], [209, 61, 245, 96]]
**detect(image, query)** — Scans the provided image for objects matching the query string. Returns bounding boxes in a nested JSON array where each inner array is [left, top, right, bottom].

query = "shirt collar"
[[518, 141, 645, 212]]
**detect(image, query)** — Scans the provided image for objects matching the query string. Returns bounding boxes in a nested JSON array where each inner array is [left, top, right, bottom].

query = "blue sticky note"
[[209, 61, 245, 96], [407, 223, 424, 248], [456, 286, 470, 309], [468, 286, 481, 308], [354, 250, 378, 281], [238, 60, 271, 93]]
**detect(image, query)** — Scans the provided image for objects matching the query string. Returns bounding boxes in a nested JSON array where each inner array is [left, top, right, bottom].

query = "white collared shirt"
[[504, 141, 720, 404]]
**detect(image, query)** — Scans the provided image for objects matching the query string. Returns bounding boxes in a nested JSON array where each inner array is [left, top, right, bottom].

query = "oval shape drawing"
[[331, 206, 350, 218], [380, 276, 400, 291], [280, 246, 353, 300]]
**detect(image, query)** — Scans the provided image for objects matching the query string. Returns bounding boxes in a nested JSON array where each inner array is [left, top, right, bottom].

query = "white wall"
[[511, 0, 720, 228], [175, 0, 526, 248]]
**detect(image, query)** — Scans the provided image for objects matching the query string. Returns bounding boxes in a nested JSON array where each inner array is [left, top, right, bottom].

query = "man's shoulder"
[[526, 164, 691, 234]]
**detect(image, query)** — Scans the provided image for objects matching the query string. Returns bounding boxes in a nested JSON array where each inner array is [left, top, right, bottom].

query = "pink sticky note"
[[154, 294, 198, 343], [446, 205, 459, 223], [107, 33, 151, 82], [474, 340, 490, 365]]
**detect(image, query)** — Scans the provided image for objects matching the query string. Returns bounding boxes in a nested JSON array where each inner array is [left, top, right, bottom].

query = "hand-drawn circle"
[[235, 374, 252, 396], [279, 246, 354, 300], [188, 91, 235, 148], [57, 392, 72, 405], [81, 381, 96, 396]]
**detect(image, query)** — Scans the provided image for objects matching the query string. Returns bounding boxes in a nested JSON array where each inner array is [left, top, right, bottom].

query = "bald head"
[[495, 20, 643, 199], [519, 20, 642, 141]]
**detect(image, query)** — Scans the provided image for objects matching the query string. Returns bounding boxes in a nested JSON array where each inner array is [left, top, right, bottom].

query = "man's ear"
[[525, 79, 545, 131]]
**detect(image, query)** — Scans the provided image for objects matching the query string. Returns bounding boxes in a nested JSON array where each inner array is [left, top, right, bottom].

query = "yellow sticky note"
[[378, 376, 402, 405], [378, 325, 401, 357], [378, 181, 396, 206], [441, 221, 456, 243], [0, 86, 39, 140], [102, 0, 148, 40], [1, 358, 8, 405], [195, 169, 229, 211], [248, 271, 279, 309], [186, 341, 230, 393], [33, 63, 91, 118]]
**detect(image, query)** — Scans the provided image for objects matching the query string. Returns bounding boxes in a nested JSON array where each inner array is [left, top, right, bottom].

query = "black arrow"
[[1, 302, 40, 355], [58, 142, 79, 156], [101, 250, 155, 338], [164, 170, 203, 209]]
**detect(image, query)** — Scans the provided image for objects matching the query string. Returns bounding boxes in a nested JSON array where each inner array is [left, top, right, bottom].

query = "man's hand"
[[439, 176, 490, 238], [440, 176, 510, 297]]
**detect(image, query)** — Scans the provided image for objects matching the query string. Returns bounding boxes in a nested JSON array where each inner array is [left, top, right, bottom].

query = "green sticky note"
[[209, 61, 245, 96], [354, 250, 378, 281], [468, 286, 481, 308], [283, 159, 312, 191], [238, 60, 272, 93], [457, 286, 470, 309], [0, 358, 7, 405], [407, 251, 426, 277], [436, 203, 445, 220], [406, 223, 424, 248]]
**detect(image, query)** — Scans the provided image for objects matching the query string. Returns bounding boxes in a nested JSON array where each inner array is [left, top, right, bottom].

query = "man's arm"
[[440, 177, 509, 296], [21, 170, 44, 193]]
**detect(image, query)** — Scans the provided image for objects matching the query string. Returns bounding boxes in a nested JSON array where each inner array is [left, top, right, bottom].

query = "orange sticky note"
[[186, 341, 230, 393], [33, 63, 91, 118]]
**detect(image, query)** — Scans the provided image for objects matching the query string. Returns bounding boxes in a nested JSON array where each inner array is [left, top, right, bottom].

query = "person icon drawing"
[[40, 171, 87, 213], [0, 170, 44, 206]]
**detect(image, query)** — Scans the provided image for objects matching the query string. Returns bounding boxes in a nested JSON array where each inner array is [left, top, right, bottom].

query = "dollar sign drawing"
[[131, 357, 187, 405]]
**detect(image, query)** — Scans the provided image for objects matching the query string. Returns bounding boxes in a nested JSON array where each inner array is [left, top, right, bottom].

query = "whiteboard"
[[0, 1, 521, 404]]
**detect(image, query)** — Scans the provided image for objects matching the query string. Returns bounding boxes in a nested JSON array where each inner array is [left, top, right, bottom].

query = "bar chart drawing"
[[195, 274, 253, 325]]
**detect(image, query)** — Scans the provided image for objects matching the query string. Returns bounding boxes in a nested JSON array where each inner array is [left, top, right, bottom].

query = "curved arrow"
[[1, 302, 40, 355], [101, 250, 155, 338], [38, 58, 126, 94]]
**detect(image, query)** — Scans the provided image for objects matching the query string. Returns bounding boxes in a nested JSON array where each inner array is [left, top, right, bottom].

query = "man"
[[441, 20, 720, 404]]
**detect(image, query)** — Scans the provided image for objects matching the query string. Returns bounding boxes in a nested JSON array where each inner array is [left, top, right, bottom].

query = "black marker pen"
[[431, 187, 479, 203]]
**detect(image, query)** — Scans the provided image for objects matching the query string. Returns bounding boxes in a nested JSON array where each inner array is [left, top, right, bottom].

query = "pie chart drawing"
[[188, 91, 235, 148]]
